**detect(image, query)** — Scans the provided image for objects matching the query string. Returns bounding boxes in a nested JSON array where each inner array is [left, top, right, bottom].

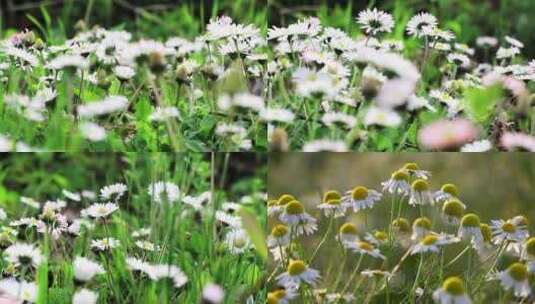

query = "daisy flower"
[[365, 230, 388, 246], [73, 288, 98, 304], [279, 200, 317, 236], [302, 139, 348, 152], [202, 283, 225, 304], [276, 260, 320, 288], [363, 106, 402, 128], [91, 238, 120, 251], [100, 183, 127, 201], [356, 8, 395, 36], [267, 288, 297, 304], [411, 217, 433, 241], [392, 217, 412, 238], [408, 179, 434, 206], [0, 279, 37, 303], [434, 184, 460, 203], [148, 181, 181, 204], [77, 96, 129, 118], [403, 162, 431, 180], [499, 263, 531, 298], [135, 240, 160, 252], [406, 12, 438, 38], [458, 213, 483, 244], [411, 233, 460, 255], [73, 257, 105, 282], [342, 186, 382, 213], [432, 276, 471, 304], [268, 224, 290, 248], [338, 223, 360, 246], [317, 196, 346, 218], [146, 264, 188, 288], [382, 170, 411, 195], [224, 229, 252, 254], [4, 242, 43, 269], [441, 200, 466, 225], [460, 140, 492, 152], [82, 202, 119, 219], [349, 240, 385, 259], [491, 219, 529, 245]]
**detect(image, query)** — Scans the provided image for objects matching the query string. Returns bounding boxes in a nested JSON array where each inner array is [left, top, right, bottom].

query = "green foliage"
[[464, 84, 504, 124]]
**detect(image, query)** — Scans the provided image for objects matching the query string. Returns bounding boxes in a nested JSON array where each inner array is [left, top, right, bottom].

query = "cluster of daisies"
[[267, 162, 535, 303], [265, 9, 535, 151], [0, 179, 263, 303], [0, 16, 269, 151]]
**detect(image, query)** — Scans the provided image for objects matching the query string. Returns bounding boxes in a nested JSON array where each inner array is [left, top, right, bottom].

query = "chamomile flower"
[[392, 217, 412, 236], [349, 240, 385, 259], [91, 237, 120, 251], [406, 13, 438, 38], [342, 186, 382, 212], [382, 170, 411, 195], [276, 260, 320, 288], [268, 224, 290, 248], [338, 223, 360, 246], [100, 183, 127, 201], [411, 233, 459, 255], [148, 181, 180, 204], [432, 276, 472, 304], [279, 200, 317, 235], [0, 279, 37, 303], [408, 179, 434, 206], [441, 200, 466, 225], [72, 288, 98, 304], [135, 240, 159, 252], [356, 8, 395, 36], [317, 196, 346, 218], [146, 264, 188, 288], [434, 184, 460, 203], [202, 283, 225, 304], [499, 263, 531, 297], [73, 257, 105, 282], [224, 229, 252, 254], [363, 106, 402, 128], [82, 202, 118, 219], [458, 214, 483, 244], [365, 230, 388, 246], [491, 219, 528, 244], [403, 163, 431, 180], [267, 288, 297, 304], [4, 242, 43, 269], [411, 217, 433, 241]]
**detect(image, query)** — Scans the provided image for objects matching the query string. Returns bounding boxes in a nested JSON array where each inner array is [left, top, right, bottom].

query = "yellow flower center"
[[267, 294, 279, 304], [272, 290, 286, 299], [480, 224, 492, 243], [233, 238, 247, 248], [502, 222, 516, 233], [268, 200, 277, 207], [323, 190, 341, 203], [392, 170, 409, 181], [460, 213, 480, 227], [271, 225, 289, 238], [392, 218, 411, 232], [411, 179, 429, 192], [288, 260, 307, 276], [413, 217, 432, 230], [421, 235, 438, 246], [326, 198, 341, 206], [441, 184, 459, 197], [403, 163, 419, 171], [374, 231, 388, 241], [525, 238, 535, 256], [278, 194, 295, 206], [351, 186, 369, 200], [285, 201, 305, 215], [508, 263, 528, 281], [357, 241, 374, 251], [442, 277, 465, 295], [442, 200, 464, 218], [340, 223, 358, 235]]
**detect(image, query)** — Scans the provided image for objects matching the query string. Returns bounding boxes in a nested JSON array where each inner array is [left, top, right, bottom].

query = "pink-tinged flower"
[[482, 72, 527, 98], [501, 132, 535, 152], [418, 119, 478, 151]]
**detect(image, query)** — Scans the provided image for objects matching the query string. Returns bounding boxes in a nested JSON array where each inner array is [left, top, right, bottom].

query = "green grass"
[[0, 153, 266, 303]]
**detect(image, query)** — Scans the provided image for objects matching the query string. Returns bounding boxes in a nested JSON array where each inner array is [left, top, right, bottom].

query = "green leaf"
[[463, 84, 503, 124], [238, 207, 267, 261]]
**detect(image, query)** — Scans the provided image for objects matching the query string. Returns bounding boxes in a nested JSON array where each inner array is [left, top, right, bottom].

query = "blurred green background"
[[268, 153, 535, 222]]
